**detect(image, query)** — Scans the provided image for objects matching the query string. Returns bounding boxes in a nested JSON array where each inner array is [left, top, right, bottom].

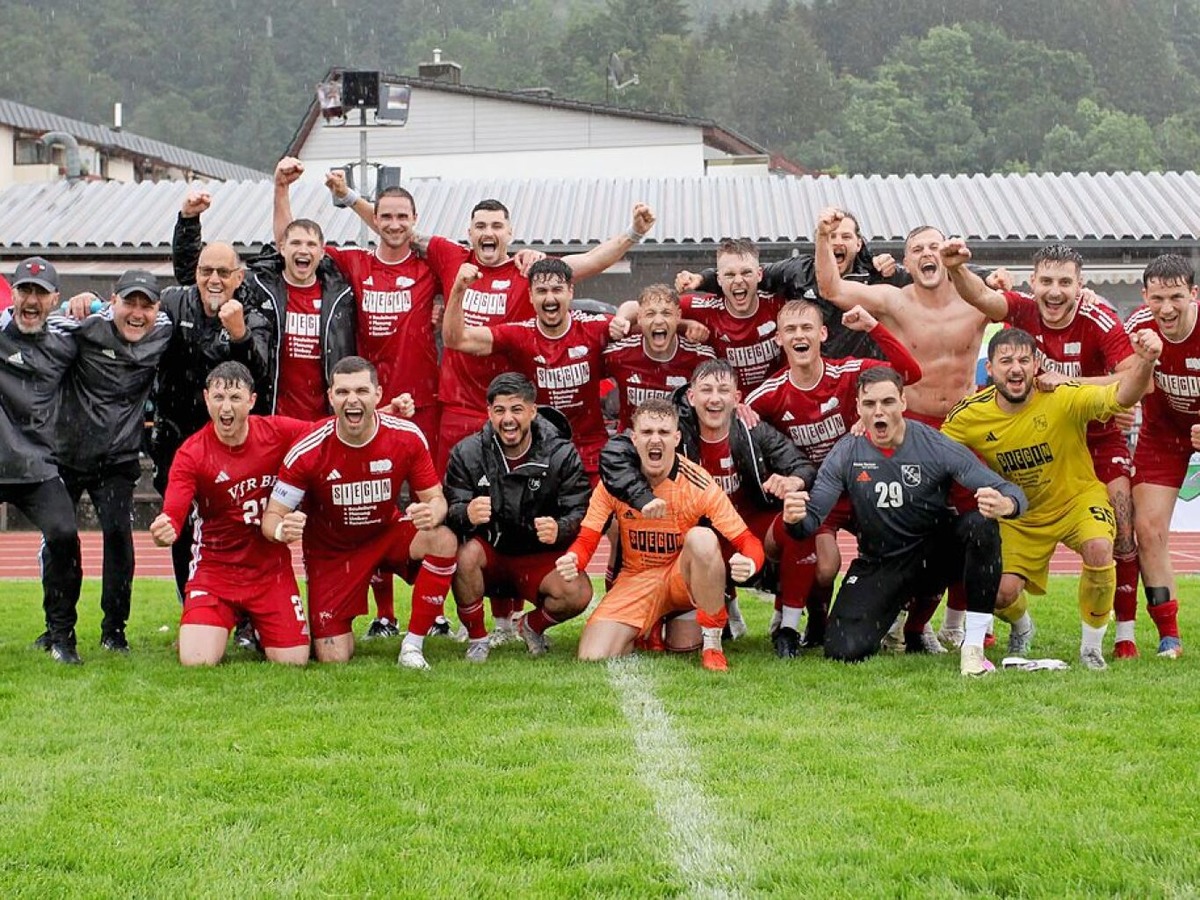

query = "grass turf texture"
[[1, 577, 1198, 898]]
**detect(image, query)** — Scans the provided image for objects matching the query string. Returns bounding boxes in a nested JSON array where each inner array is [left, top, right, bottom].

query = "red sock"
[[407, 554, 457, 637], [1113, 554, 1140, 622], [456, 599, 488, 640], [1148, 599, 1180, 640], [697, 607, 728, 630], [524, 606, 560, 635], [905, 594, 941, 634], [778, 530, 816, 611], [807, 581, 833, 625], [489, 597, 513, 621], [947, 582, 967, 613], [371, 570, 396, 621]]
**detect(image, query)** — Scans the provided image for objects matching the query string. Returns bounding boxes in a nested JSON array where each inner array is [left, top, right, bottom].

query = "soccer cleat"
[[983, 631, 997, 649], [1113, 639, 1139, 660], [726, 607, 748, 641], [398, 643, 431, 670], [50, 639, 83, 666], [427, 616, 452, 638], [773, 626, 801, 658], [767, 609, 782, 639], [960, 644, 995, 677], [464, 638, 490, 663], [234, 620, 261, 652], [1157, 636, 1183, 659], [33, 630, 52, 652], [881, 612, 906, 653], [517, 616, 550, 657], [1079, 647, 1108, 670], [1007, 619, 1035, 656], [799, 617, 825, 649], [936, 626, 965, 650], [905, 625, 948, 655], [363, 618, 400, 640], [100, 630, 131, 654], [487, 624, 519, 648], [700, 648, 729, 672]]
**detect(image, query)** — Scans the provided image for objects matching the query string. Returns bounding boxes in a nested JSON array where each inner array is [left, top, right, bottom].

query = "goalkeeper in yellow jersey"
[[942, 326, 1160, 669]]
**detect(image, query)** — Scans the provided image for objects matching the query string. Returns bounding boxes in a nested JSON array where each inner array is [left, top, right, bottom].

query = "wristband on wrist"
[[626, 227, 645, 244], [273, 521, 285, 542], [333, 187, 361, 208]]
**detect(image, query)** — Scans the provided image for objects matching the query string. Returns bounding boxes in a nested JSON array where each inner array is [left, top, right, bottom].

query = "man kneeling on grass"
[[557, 398, 764, 670], [150, 362, 313, 666]]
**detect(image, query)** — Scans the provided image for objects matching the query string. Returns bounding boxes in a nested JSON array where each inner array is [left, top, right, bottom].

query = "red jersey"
[[162, 416, 314, 590], [682, 291, 786, 392], [323, 245, 441, 408], [603, 335, 714, 432], [274, 413, 440, 557], [1126, 304, 1200, 435], [425, 236, 534, 414], [490, 312, 611, 470], [1004, 292, 1133, 441], [276, 280, 327, 420], [698, 434, 745, 507]]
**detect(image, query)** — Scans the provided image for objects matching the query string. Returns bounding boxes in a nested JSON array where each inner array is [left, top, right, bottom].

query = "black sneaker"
[[33, 630, 52, 651], [427, 616, 452, 638], [364, 617, 401, 640], [234, 621, 261, 652], [799, 620, 825, 649], [773, 626, 801, 658], [100, 630, 131, 654], [50, 639, 83, 665]]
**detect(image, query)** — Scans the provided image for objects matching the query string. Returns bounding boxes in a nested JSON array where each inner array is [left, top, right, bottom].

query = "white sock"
[[780, 606, 803, 631], [942, 608, 966, 631], [964, 611, 992, 648], [701, 626, 723, 652], [402, 632, 425, 651], [1115, 620, 1136, 642], [1081, 622, 1107, 652]]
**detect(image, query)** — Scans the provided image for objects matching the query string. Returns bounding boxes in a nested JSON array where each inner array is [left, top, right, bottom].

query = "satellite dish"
[[606, 52, 639, 91]]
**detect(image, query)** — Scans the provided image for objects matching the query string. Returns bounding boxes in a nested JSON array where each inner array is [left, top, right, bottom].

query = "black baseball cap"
[[114, 269, 161, 302], [12, 257, 60, 292]]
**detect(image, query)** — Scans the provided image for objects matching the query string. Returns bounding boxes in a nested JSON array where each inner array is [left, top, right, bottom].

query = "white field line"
[[607, 655, 743, 900]]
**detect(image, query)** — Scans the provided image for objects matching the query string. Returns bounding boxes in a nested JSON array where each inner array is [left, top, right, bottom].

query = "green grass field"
[[1, 576, 1198, 898]]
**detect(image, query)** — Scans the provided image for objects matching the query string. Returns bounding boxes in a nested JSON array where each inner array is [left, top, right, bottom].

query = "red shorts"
[[717, 506, 778, 561], [474, 539, 561, 606], [1088, 428, 1132, 484], [817, 495, 856, 537], [410, 405, 441, 467], [306, 520, 421, 639], [904, 410, 945, 428], [437, 407, 486, 474], [1132, 427, 1193, 489], [181, 572, 309, 649]]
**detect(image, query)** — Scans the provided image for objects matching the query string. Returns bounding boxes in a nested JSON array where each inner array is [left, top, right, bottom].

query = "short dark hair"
[[988, 327, 1037, 360], [487, 372, 536, 405], [839, 211, 863, 238], [1032, 242, 1083, 273], [471, 198, 510, 219], [205, 361, 254, 392], [284, 218, 324, 244], [637, 283, 680, 308], [856, 366, 903, 394], [528, 257, 573, 285], [632, 397, 678, 427], [904, 224, 944, 246], [1143, 254, 1195, 288], [716, 238, 759, 261], [330, 355, 378, 385], [690, 358, 737, 386], [375, 186, 417, 216]]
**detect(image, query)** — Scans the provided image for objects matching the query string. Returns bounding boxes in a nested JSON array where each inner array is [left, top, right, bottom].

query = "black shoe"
[[33, 630, 52, 651], [234, 621, 261, 652], [100, 630, 131, 654], [50, 639, 83, 665], [799, 621, 825, 649], [364, 617, 401, 640], [427, 616, 452, 638], [773, 626, 801, 658]]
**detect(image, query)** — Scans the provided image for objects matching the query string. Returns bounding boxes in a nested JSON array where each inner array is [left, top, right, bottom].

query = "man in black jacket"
[[600, 359, 819, 656], [444, 373, 593, 660], [1, 258, 84, 663], [55, 269, 173, 652]]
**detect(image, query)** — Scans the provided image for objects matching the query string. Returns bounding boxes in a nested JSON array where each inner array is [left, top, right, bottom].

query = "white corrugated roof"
[[0, 172, 1196, 252]]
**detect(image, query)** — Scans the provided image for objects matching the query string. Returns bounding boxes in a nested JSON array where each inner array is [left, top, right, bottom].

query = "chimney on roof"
[[419, 48, 462, 85]]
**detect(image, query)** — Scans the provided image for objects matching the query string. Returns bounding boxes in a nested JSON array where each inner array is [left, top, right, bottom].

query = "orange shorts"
[[588, 558, 693, 634]]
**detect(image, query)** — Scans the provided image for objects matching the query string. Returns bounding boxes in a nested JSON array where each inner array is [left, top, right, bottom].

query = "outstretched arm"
[[940, 239, 1008, 321], [273, 157, 304, 248], [324, 169, 381, 239], [172, 189, 211, 285], [562, 203, 656, 281], [814, 207, 902, 317]]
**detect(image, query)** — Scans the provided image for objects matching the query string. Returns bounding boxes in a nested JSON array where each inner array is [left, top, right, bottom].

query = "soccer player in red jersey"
[[443, 257, 615, 479], [746, 300, 922, 647], [1125, 254, 1200, 659], [603, 283, 714, 433], [262, 357, 477, 668], [149, 362, 313, 666], [561, 399, 765, 670], [944, 240, 1142, 656]]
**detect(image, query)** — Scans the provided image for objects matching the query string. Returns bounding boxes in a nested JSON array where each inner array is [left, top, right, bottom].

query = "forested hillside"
[[1, 0, 1197, 174]]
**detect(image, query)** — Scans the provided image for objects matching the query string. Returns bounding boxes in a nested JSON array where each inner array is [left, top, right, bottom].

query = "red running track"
[[3, 531, 1200, 579]]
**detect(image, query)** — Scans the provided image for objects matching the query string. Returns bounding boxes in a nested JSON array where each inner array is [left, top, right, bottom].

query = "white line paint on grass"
[[607, 656, 744, 900]]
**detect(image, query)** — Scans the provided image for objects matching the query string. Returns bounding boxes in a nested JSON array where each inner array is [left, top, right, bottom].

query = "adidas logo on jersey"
[[985, 431, 999, 442], [327, 468, 342, 481], [627, 373, 642, 384], [781, 411, 795, 422], [7, 351, 24, 365], [102, 348, 117, 359], [477, 475, 490, 487], [856, 471, 871, 482], [623, 510, 635, 518], [214, 470, 231, 483]]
